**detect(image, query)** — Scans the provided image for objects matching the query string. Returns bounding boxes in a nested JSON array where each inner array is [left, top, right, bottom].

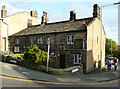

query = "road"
[[0, 62, 120, 88]]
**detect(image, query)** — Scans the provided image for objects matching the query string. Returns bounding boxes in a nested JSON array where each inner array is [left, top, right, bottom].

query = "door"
[[2, 37, 6, 51], [60, 54, 66, 69]]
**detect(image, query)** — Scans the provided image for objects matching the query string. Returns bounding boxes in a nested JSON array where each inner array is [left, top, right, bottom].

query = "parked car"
[[105, 56, 119, 64], [105, 57, 114, 65]]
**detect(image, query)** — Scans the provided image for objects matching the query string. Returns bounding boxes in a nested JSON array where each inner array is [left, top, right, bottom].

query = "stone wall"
[[9, 31, 87, 72], [2, 55, 83, 75]]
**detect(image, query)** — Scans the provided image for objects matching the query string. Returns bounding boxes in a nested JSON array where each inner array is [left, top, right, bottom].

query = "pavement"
[[0, 61, 120, 84]]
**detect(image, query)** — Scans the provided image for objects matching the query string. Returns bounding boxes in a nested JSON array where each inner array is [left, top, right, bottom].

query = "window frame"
[[37, 37, 44, 44], [14, 46, 20, 52], [74, 54, 82, 64], [14, 39, 20, 44], [67, 35, 74, 44], [31, 38, 34, 44]]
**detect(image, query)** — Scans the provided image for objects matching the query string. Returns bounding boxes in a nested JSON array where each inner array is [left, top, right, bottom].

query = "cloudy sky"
[[0, 0, 119, 44]]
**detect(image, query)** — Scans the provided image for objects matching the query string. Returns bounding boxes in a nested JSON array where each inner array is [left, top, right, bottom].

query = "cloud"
[[65, 3, 92, 19], [45, 3, 93, 23], [0, 1, 118, 44], [1, 0, 118, 2]]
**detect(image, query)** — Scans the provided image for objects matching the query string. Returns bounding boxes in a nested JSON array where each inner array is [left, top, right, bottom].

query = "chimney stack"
[[70, 10, 76, 21], [1, 5, 7, 18], [41, 11, 48, 25], [30, 10, 38, 18], [34, 10, 38, 18], [93, 4, 100, 19]]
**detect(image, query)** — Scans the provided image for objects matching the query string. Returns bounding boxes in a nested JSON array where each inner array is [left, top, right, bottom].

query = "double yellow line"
[[0, 75, 119, 85]]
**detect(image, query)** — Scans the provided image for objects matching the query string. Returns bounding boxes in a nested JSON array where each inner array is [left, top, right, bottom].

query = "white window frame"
[[67, 35, 74, 44], [14, 46, 20, 52], [71, 35, 74, 44], [15, 39, 19, 44], [74, 54, 82, 64], [37, 37, 44, 44], [31, 38, 34, 44], [67, 35, 70, 44]]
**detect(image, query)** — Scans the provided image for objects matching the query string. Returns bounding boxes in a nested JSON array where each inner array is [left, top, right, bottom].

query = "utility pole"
[[100, 1, 120, 70], [111, 39, 112, 55]]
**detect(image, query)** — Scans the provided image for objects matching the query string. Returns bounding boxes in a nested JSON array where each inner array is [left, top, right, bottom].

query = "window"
[[67, 35, 74, 44], [98, 55, 99, 60], [71, 35, 74, 44], [74, 54, 82, 64], [31, 39, 34, 44], [37, 37, 44, 44], [97, 37, 98, 44], [28, 19, 32, 26], [14, 46, 20, 52], [14, 39, 20, 44]]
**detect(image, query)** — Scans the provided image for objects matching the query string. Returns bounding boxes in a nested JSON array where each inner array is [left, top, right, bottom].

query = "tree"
[[117, 48, 120, 59], [23, 44, 47, 65], [105, 38, 117, 56]]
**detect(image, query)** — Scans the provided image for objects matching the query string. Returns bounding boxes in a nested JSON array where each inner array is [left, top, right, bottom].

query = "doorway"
[[60, 54, 66, 69], [2, 37, 6, 51]]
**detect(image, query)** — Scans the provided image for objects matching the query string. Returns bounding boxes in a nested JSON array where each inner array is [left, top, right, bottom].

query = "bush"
[[23, 44, 48, 65], [2, 51, 13, 55]]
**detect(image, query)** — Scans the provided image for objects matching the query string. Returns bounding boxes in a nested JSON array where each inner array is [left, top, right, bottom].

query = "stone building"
[[0, 5, 38, 52], [9, 4, 106, 73]]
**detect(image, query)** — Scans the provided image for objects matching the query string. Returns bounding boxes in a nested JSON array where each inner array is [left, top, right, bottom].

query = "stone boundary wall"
[[2, 55, 83, 75]]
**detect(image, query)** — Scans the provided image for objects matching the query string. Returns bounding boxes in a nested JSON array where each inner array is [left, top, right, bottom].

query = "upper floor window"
[[74, 54, 82, 64], [37, 37, 44, 44], [67, 35, 74, 44], [14, 39, 20, 44]]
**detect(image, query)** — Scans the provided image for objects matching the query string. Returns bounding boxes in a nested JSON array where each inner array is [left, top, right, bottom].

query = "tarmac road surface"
[[0, 62, 120, 88]]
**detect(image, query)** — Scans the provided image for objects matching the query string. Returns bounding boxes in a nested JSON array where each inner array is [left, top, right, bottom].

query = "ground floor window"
[[74, 54, 82, 64], [14, 46, 20, 52], [31, 38, 34, 44]]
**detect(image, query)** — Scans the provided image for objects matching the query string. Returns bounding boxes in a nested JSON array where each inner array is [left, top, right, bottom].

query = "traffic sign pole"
[[46, 44, 50, 72], [46, 37, 50, 72]]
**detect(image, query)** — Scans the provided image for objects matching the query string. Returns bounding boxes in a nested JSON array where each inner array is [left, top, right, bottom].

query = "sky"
[[0, 0, 119, 45]]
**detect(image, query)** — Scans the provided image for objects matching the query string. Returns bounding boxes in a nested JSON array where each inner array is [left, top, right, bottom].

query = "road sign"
[[47, 36, 50, 45]]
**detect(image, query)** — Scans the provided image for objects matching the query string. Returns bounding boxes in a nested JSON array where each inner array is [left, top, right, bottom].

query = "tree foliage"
[[23, 44, 47, 65], [105, 38, 117, 56]]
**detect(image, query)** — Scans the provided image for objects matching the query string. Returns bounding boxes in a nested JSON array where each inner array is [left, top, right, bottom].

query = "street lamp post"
[[100, 2, 120, 70]]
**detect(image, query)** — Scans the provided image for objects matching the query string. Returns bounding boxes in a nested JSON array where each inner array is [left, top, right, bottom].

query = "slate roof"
[[12, 17, 94, 36]]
